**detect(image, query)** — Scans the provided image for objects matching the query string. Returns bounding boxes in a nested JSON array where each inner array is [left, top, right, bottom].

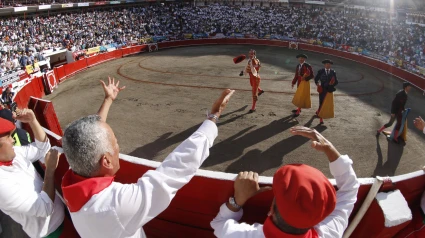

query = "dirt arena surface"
[[45, 45, 425, 178]]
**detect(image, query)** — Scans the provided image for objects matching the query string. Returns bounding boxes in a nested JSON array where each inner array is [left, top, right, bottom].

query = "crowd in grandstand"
[[1, 3, 425, 75]]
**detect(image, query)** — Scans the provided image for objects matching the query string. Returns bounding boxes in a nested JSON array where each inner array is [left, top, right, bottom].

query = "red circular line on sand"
[[116, 60, 383, 97], [137, 57, 365, 83]]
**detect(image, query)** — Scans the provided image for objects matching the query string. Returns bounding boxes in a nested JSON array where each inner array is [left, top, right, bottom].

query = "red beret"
[[0, 117, 15, 135], [273, 164, 336, 229], [233, 54, 246, 64]]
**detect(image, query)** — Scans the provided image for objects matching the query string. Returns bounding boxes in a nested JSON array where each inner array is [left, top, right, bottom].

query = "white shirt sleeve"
[[210, 203, 265, 238], [210, 155, 359, 238], [113, 120, 218, 235], [0, 181, 54, 217], [14, 139, 51, 164], [315, 155, 360, 238]]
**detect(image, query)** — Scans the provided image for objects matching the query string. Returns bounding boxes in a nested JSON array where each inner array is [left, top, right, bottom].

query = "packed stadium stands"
[[1, 2, 425, 78]]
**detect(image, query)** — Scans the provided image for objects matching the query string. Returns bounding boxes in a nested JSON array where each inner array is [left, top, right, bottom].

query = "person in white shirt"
[[211, 126, 360, 238], [61, 77, 235, 238], [0, 109, 64, 238]]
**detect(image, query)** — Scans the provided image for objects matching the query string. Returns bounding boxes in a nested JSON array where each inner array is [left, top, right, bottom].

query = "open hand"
[[13, 108, 36, 123], [45, 149, 61, 172], [290, 126, 341, 162], [100, 76, 126, 101], [414, 116, 425, 131], [290, 126, 332, 152], [234, 171, 271, 207], [210, 89, 235, 117]]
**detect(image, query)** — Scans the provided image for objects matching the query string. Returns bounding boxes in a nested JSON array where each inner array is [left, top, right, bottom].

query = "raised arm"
[[42, 149, 62, 203], [14, 108, 47, 143], [115, 89, 235, 234], [290, 127, 359, 238], [97, 77, 126, 122]]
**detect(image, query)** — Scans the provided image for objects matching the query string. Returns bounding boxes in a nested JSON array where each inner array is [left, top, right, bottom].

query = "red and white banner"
[[149, 43, 158, 52], [289, 42, 298, 50], [43, 70, 58, 94]]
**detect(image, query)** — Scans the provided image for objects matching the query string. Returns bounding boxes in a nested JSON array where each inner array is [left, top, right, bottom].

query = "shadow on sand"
[[372, 135, 405, 177]]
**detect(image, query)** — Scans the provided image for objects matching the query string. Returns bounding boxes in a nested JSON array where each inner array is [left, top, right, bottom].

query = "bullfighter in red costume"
[[243, 49, 264, 113]]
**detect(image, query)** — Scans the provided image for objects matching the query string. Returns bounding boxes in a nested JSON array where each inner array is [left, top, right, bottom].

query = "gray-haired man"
[[61, 77, 235, 238]]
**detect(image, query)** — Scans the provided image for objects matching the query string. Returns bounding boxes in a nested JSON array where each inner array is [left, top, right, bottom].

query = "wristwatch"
[[228, 197, 241, 209], [207, 113, 219, 122]]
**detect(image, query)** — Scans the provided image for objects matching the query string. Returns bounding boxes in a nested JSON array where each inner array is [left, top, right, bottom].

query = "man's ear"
[[100, 154, 113, 169]]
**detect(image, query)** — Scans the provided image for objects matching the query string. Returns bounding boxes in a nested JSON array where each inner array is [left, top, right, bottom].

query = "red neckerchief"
[[0, 160, 13, 166], [263, 217, 319, 238], [61, 169, 114, 212]]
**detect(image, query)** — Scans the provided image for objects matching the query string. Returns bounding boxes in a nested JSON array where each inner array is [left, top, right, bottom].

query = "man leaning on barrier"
[[0, 108, 65, 238], [61, 77, 235, 238], [211, 127, 360, 238]]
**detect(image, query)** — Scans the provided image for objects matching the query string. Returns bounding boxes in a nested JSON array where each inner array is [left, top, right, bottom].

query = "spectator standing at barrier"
[[244, 49, 264, 113], [19, 53, 28, 67], [0, 64, 6, 75], [0, 109, 65, 238], [314, 59, 338, 125], [61, 77, 235, 238], [377, 82, 412, 142], [0, 107, 47, 189], [12, 54, 19, 69], [291, 54, 314, 117], [0, 109, 31, 146], [1, 87, 14, 108], [211, 126, 360, 238]]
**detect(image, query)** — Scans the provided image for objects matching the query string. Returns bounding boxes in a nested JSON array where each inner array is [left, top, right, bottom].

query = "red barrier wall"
[[13, 76, 44, 108], [63, 58, 88, 77], [54, 65, 66, 83]]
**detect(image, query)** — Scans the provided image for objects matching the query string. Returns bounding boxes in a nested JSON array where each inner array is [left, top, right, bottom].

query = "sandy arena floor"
[[45, 45, 425, 178]]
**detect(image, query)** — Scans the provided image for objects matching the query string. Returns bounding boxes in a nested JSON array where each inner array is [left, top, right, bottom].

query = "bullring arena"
[[45, 44, 425, 178], [2, 38, 425, 238], [17, 40, 420, 237]]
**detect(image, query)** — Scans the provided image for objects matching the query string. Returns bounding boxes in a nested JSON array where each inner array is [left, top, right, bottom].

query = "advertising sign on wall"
[[62, 3, 74, 8], [39, 5, 51, 10], [87, 46, 101, 55], [14, 6, 28, 12], [78, 3, 90, 7], [305, 1, 325, 5]]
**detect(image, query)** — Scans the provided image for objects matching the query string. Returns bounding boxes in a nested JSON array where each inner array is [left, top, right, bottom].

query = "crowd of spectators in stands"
[[1, 3, 425, 75]]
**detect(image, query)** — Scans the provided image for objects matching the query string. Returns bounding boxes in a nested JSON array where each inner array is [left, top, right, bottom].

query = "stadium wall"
[[157, 39, 425, 90], [11, 40, 425, 238]]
